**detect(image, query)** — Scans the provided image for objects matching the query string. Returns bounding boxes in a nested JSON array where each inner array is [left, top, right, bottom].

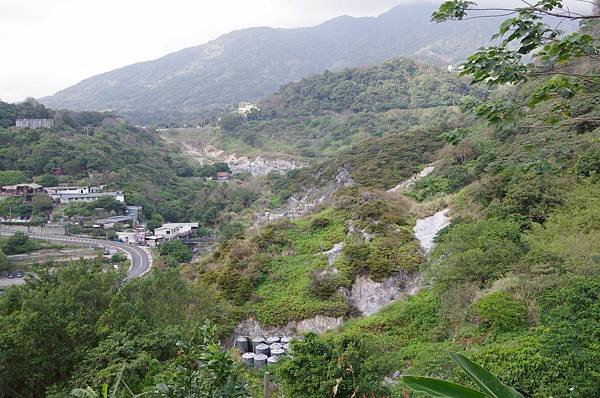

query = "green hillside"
[[167, 58, 480, 161], [1, 2, 600, 397], [199, 188, 422, 325], [0, 101, 267, 230]]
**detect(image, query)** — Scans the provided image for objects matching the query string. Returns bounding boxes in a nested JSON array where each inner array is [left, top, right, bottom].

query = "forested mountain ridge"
[[0, 99, 53, 128], [166, 58, 480, 161], [40, 3, 500, 120], [260, 58, 479, 116]]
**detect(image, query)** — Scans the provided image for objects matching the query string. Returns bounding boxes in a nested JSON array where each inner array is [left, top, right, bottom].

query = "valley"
[[1, 1, 599, 398], [160, 129, 303, 176]]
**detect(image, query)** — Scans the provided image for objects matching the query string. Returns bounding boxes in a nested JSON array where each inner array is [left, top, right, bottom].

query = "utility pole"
[[263, 372, 270, 398]]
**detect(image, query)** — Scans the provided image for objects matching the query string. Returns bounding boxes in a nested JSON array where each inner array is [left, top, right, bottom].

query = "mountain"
[[162, 58, 482, 167], [40, 3, 500, 120]]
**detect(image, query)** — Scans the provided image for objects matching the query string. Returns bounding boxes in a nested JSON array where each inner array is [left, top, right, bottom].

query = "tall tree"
[[433, 0, 600, 129]]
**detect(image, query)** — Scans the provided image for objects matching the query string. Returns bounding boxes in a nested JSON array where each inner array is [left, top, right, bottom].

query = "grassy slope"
[[199, 189, 424, 326], [235, 61, 600, 397], [323, 181, 600, 397], [263, 74, 600, 395], [251, 209, 349, 324]]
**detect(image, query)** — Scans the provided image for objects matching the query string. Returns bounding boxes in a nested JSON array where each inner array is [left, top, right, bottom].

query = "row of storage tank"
[[236, 336, 293, 369]]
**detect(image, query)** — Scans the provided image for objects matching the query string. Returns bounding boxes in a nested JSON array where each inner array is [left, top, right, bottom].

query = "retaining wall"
[[0, 224, 67, 236]]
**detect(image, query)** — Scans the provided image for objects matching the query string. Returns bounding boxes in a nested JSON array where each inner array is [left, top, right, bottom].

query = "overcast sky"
[[0, 0, 591, 103]]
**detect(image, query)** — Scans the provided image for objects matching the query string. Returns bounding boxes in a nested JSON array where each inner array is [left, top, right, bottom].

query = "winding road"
[[0, 229, 152, 280]]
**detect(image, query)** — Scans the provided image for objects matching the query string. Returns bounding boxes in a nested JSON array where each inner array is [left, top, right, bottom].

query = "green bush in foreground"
[[159, 240, 193, 264], [473, 292, 527, 333]]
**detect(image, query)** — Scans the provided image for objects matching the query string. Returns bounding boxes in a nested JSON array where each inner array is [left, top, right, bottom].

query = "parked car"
[[15, 270, 24, 278], [7, 272, 15, 279]]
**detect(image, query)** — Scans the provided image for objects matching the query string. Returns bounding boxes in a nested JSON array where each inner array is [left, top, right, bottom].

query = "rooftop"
[[60, 191, 122, 200], [158, 223, 199, 229], [1, 183, 43, 190]]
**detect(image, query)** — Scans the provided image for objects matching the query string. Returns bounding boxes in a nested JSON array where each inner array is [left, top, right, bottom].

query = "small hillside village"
[[0, 182, 200, 249]]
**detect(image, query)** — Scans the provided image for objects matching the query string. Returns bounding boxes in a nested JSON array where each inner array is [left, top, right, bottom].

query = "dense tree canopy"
[[0, 264, 237, 397], [159, 240, 193, 265]]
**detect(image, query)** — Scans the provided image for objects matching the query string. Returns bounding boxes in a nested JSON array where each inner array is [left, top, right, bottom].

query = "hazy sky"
[[0, 0, 591, 102]]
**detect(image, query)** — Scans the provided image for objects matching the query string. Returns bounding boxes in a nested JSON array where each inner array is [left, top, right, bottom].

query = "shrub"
[[220, 113, 243, 132], [146, 213, 163, 232], [575, 148, 600, 177], [309, 216, 330, 230], [254, 219, 294, 251], [367, 237, 423, 279], [308, 269, 343, 299], [339, 240, 370, 280], [110, 253, 127, 263], [0, 232, 40, 255], [276, 333, 389, 398], [0, 170, 27, 186], [428, 218, 525, 289], [159, 240, 192, 264], [0, 249, 8, 272], [502, 173, 562, 225], [410, 175, 451, 201], [203, 267, 253, 304], [473, 291, 527, 333], [218, 221, 245, 239], [474, 277, 600, 397]]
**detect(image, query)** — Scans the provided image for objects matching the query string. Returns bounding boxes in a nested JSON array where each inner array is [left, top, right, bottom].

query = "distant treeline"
[[0, 98, 118, 129]]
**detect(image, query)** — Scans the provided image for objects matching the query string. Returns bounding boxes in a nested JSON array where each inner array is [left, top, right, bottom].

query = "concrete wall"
[[0, 224, 67, 236]]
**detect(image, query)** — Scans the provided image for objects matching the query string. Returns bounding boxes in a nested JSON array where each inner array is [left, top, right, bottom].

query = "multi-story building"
[[44, 186, 121, 204], [57, 191, 125, 204], [15, 119, 54, 129]]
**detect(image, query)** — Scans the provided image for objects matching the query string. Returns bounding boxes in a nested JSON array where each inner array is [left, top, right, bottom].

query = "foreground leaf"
[[449, 352, 524, 398], [401, 376, 488, 398]]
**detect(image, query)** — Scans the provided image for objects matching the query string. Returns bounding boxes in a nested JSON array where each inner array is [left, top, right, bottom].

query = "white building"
[[15, 119, 54, 129], [146, 222, 198, 247], [154, 223, 198, 239], [46, 186, 90, 196], [145, 236, 163, 248], [58, 191, 125, 204], [45, 186, 104, 201], [238, 102, 259, 116]]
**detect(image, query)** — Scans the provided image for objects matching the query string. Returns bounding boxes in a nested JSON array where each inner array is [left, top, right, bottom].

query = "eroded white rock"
[[414, 208, 451, 254], [388, 165, 435, 193], [322, 242, 344, 266], [234, 315, 344, 339], [342, 273, 420, 316]]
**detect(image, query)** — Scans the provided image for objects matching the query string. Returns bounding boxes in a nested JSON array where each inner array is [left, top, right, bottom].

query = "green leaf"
[[449, 352, 525, 398], [402, 376, 489, 398]]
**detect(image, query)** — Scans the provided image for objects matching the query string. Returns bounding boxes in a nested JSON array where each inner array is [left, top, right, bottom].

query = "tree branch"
[[466, 3, 600, 20]]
